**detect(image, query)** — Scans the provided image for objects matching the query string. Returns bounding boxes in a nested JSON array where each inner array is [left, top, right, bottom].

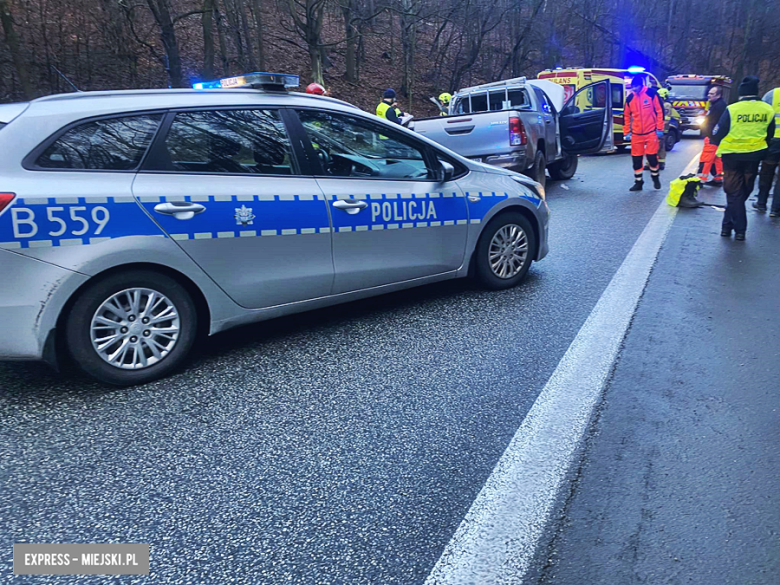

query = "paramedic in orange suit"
[[623, 75, 665, 191]]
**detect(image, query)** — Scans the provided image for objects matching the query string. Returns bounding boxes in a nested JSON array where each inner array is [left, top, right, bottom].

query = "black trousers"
[[757, 150, 780, 212], [722, 158, 760, 234]]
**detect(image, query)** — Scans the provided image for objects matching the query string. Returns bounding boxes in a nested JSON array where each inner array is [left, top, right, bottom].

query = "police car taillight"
[[193, 72, 299, 92], [509, 116, 527, 146], [0, 193, 15, 214]]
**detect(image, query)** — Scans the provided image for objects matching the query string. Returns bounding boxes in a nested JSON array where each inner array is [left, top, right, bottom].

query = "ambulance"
[[537, 67, 662, 148], [665, 74, 732, 132]]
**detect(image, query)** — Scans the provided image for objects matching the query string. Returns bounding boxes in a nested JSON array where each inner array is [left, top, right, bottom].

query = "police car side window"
[[297, 110, 433, 181], [35, 114, 162, 171], [156, 109, 295, 175]]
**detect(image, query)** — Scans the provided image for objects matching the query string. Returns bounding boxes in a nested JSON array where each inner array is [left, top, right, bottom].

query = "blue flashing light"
[[555, 66, 563, 70], [627, 66, 646, 74], [193, 72, 299, 91], [192, 79, 223, 90]]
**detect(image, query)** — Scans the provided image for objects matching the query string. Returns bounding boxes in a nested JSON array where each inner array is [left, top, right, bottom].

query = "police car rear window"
[[34, 114, 162, 171], [153, 109, 296, 176]]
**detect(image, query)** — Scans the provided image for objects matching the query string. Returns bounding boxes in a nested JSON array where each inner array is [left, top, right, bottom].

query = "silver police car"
[[0, 72, 549, 386]]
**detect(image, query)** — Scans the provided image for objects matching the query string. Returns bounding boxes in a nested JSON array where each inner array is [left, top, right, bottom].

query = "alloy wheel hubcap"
[[90, 288, 180, 370], [489, 224, 529, 279]]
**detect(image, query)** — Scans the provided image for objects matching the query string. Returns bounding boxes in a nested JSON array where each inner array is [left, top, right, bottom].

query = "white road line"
[[424, 153, 700, 585]]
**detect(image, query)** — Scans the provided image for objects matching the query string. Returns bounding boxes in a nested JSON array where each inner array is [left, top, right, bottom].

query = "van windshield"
[[668, 84, 709, 100]]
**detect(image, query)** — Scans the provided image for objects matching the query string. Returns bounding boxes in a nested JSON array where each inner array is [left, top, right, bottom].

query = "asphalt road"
[[529, 165, 780, 585], [0, 137, 721, 585]]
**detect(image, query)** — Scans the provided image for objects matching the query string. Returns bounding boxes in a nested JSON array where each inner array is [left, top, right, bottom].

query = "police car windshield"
[[668, 84, 709, 100]]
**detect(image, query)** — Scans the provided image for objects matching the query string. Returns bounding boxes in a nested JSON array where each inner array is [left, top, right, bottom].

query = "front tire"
[[474, 212, 536, 290], [65, 270, 198, 386], [548, 152, 578, 180]]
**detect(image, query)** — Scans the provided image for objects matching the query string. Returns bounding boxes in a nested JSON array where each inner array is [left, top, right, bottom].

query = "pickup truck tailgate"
[[413, 111, 516, 158]]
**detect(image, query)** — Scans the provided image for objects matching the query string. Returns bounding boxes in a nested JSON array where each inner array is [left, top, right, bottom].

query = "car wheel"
[[65, 270, 198, 386], [665, 130, 677, 152], [548, 152, 578, 180], [474, 212, 536, 290], [524, 151, 546, 189]]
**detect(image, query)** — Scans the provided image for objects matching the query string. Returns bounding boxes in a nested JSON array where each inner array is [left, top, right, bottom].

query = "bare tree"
[[0, 0, 33, 98]]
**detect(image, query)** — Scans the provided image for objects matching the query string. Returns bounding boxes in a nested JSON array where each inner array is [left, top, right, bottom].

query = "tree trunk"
[[239, 0, 256, 70], [202, 0, 215, 79], [214, 0, 230, 75], [342, 0, 358, 83], [250, 0, 265, 70], [0, 0, 34, 99], [146, 0, 184, 87]]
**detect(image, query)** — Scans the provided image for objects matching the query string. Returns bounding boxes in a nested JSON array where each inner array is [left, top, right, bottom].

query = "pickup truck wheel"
[[548, 152, 578, 180], [65, 270, 198, 386], [474, 212, 536, 290], [525, 152, 546, 188]]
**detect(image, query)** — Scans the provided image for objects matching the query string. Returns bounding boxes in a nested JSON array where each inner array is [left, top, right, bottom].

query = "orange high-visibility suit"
[[623, 86, 664, 156]]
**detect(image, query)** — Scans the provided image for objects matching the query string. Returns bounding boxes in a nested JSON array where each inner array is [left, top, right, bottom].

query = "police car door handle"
[[153, 202, 206, 220], [333, 200, 368, 215]]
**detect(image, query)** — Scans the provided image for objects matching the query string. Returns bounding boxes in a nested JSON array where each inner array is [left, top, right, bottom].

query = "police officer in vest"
[[712, 76, 776, 240], [753, 86, 780, 216], [377, 88, 404, 124]]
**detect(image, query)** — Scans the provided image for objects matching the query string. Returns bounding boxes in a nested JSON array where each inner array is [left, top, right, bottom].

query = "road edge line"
[[423, 152, 701, 585]]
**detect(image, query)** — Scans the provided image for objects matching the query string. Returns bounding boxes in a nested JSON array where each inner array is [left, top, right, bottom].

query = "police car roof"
[[26, 88, 359, 117]]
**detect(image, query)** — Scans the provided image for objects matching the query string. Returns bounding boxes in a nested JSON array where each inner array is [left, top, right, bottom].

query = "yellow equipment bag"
[[667, 175, 703, 207]]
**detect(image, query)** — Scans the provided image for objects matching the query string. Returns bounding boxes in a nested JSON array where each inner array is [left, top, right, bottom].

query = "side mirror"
[[437, 160, 455, 183]]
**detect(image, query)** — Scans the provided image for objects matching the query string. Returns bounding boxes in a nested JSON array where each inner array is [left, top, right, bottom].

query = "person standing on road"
[[377, 89, 404, 125], [753, 87, 780, 216], [624, 75, 664, 191], [697, 85, 727, 185], [657, 88, 677, 171], [712, 76, 776, 240]]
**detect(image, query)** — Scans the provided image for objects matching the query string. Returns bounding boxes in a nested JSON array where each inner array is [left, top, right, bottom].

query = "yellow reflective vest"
[[376, 101, 402, 121], [716, 100, 775, 155]]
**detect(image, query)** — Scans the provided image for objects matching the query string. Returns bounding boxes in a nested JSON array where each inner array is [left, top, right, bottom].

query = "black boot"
[[629, 181, 644, 191], [659, 162, 666, 170], [753, 201, 767, 212], [652, 175, 661, 190]]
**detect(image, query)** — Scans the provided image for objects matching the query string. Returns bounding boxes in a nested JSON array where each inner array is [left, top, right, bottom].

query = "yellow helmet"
[[439, 92, 452, 104], [657, 88, 669, 99]]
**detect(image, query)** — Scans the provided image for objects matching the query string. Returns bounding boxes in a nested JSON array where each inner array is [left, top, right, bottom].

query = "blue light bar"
[[627, 66, 646, 74], [192, 72, 299, 91]]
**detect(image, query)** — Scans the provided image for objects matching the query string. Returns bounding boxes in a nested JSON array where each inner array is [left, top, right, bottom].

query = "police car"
[[0, 72, 549, 386]]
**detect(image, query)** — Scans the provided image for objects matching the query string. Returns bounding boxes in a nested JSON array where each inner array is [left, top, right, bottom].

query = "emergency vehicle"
[[0, 72, 549, 386], [537, 67, 662, 147], [665, 75, 732, 132]]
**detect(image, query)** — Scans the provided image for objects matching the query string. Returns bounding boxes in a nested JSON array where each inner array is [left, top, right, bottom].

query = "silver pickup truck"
[[410, 77, 614, 187]]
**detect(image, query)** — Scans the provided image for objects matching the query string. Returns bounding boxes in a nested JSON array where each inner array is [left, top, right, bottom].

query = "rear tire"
[[665, 130, 678, 152], [65, 270, 198, 386], [548, 152, 578, 180], [474, 212, 536, 290], [524, 151, 547, 189]]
